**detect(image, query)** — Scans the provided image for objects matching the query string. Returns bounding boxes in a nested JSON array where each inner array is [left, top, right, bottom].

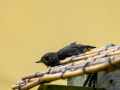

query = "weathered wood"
[[97, 69, 120, 90], [67, 75, 86, 86]]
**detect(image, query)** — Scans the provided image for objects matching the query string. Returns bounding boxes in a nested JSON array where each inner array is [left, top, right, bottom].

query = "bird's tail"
[[88, 46, 96, 49], [84, 45, 96, 52]]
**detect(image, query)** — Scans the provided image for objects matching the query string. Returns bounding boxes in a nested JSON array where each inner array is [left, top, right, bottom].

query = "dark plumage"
[[58, 42, 96, 60], [36, 52, 59, 67], [36, 42, 96, 67]]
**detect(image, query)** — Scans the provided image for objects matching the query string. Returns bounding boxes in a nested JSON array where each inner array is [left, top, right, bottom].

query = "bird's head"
[[36, 52, 58, 67]]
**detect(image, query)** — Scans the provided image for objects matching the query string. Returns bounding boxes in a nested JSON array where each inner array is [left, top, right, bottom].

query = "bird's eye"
[[45, 57, 49, 60]]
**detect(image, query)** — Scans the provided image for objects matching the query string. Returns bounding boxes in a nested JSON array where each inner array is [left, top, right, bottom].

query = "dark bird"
[[36, 42, 96, 67]]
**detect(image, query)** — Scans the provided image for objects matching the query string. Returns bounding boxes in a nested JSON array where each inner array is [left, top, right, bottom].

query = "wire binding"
[[69, 57, 74, 63], [108, 57, 115, 67], [47, 69, 51, 74], [83, 62, 90, 74], [61, 67, 67, 79], [35, 72, 39, 77]]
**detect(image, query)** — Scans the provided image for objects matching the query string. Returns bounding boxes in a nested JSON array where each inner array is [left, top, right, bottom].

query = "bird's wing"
[[58, 44, 96, 60]]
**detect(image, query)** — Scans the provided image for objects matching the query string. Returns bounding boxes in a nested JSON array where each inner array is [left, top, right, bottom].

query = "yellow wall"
[[0, 0, 120, 90]]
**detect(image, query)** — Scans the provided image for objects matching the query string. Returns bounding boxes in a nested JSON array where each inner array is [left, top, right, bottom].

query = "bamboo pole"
[[22, 49, 120, 80], [14, 56, 120, 90], [52, 46, 120, 69], [18, 55, 119, 85], [60, 48, 120, 64], [16, 77, 39, 85], [20, 78, 42, 90], [80, 44, 117, 56], [12, 82, 31, 89], [22, 71, 48, 80], [12, 84, 24, 89], [43, 56, 120, 81], [12, 80, 41, 90]]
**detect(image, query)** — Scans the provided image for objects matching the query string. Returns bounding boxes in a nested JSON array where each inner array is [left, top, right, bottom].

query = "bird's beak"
[[36, 60, 42, 63]]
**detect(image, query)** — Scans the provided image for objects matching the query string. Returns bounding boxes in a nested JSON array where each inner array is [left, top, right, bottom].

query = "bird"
[[36, 42, 96, 67]]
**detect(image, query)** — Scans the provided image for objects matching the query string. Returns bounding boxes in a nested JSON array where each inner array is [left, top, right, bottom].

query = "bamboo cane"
[[12, 82, 31, 89], [17, 55, 118, 85], [44, 56, 120, 81], [52, 46, 120, 69], [12, 84, 24, 89], [16, 77, 39, 85], [22, 49, 120, 80], [22, 71, 48, 80], [14, 56, 120, 90], [19, 55, 119, 87], [18, 78, 43, 90], [60, 48, 120, 64], [80, 44, 117, 56]]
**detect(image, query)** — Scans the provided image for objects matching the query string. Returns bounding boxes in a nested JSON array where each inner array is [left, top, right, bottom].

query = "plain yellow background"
[[0, 0, 120, 90]]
